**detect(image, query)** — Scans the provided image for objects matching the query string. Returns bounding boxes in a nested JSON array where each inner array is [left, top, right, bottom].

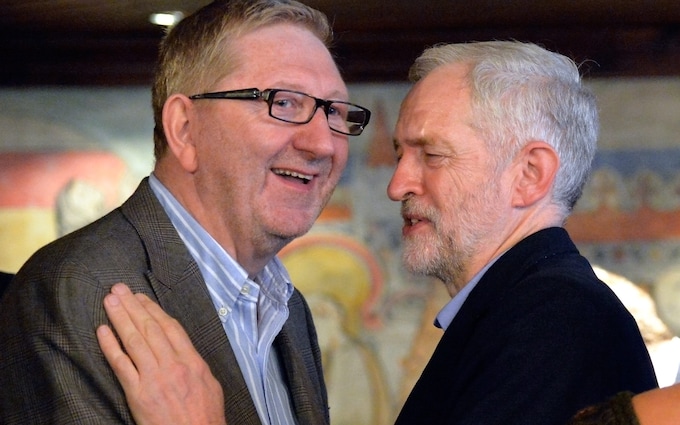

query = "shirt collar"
[[148, 173, 293, 309], [434, 254, 503, 331]]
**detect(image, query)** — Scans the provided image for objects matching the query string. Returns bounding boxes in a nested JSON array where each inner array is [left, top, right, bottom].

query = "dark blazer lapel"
[[120, 179, 261, 424], [275, 291, 329, 425], [453, 227, 578, 326], [150, 269, 261, 424]]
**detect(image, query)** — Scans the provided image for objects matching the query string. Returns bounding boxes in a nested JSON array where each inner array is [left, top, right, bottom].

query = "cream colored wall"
[[593, 78, 680, 150]]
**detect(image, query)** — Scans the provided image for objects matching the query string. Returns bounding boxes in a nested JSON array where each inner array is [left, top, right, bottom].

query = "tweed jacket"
[[0, 178, 329, 425], [395, 227, 658, 425]]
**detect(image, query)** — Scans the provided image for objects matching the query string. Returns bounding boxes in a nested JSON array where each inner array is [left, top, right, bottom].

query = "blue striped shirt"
[[149, 174, 296, 425]]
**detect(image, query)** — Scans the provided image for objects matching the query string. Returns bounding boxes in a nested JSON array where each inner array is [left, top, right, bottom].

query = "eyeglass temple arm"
[[189, 88, 261, 100]]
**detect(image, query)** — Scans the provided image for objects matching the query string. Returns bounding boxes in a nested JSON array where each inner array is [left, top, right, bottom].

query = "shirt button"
[[218, 307, 228, 316], [241, 284, 250, 294]]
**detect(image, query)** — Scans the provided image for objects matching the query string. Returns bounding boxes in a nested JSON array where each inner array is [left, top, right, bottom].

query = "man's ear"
[[163, 94, 198, 173], [511, 141, 559, 208]]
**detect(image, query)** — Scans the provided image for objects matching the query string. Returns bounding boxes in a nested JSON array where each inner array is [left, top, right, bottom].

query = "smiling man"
[[0, 1, 370, 424], [96, 40, 658, 425]]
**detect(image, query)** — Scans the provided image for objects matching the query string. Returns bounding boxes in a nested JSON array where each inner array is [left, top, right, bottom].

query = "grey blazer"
[[0, 178, 329, 425]]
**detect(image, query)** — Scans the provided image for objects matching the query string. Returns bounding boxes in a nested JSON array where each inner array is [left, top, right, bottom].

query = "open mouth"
[[403, 214, 425, 227], [402, 208, 430, 228], [273, 168, 313, 185]]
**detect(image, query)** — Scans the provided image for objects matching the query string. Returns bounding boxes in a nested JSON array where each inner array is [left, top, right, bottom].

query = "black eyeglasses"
[[189, 88, 371, 136]]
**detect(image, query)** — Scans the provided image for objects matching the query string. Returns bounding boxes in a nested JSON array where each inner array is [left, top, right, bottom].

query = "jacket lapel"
[[276, 325, 328, 425], [275, 291, 329, 425], [120, 179, 262, 424]]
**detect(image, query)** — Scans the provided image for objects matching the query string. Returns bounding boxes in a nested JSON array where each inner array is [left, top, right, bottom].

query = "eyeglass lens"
[[268, 90, 367, 135]]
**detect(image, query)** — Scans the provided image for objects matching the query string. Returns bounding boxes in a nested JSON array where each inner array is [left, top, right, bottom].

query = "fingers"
[[102, 283, 172, 373], [102, 284, 200, 372], [96, 324, 140, 390], [98, 284, 227, 425], [134, 293, 198, 357]]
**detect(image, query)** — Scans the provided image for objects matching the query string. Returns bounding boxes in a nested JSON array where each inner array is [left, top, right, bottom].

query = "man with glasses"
[[97, 40, 659, 425], [0, 1, 369, 424]]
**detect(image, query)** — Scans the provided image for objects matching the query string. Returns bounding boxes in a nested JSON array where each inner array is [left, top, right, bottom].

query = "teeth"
[[409, 218, 419, 225], [273, 168, 313, 182]]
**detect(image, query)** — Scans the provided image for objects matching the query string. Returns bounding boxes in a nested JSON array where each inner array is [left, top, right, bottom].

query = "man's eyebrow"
[[268, 82, 349, 100], [394, 136, 431, 150]]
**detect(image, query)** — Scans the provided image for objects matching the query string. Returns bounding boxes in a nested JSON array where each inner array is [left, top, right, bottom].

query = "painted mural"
[[0, 151, 129, 271], [1, 80, 680, 422]]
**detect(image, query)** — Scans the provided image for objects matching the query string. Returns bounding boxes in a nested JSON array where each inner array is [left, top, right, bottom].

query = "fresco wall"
[[1, 79, 680, 424]]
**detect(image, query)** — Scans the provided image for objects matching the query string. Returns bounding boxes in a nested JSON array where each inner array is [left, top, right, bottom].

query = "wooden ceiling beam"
[[2, 23, 680, 86]]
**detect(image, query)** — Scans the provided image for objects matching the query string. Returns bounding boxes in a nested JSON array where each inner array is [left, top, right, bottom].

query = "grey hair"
[[152, 0, 333, 159], [409, 40, 599, 215]]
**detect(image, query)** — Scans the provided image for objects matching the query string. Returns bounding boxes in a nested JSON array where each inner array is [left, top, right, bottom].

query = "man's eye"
[[274, 98, 294, 108], [328, 104, 348, 118]]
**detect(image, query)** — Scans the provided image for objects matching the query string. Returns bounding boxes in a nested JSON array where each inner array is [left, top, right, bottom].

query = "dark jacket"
[[0, 178, 329, 425], [395, 227, 657, 425], [0, 272, 13, 299]]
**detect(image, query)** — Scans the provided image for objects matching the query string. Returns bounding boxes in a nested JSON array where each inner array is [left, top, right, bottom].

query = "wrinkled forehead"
[[223, 23, 347, 97]]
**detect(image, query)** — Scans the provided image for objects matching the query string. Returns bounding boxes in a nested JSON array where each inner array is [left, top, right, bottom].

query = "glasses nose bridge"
[[311, 97, 333, 119]]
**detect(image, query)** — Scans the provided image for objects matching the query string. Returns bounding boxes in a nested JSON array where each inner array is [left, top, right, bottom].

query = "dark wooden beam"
[[2, 23, 680, 86]]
